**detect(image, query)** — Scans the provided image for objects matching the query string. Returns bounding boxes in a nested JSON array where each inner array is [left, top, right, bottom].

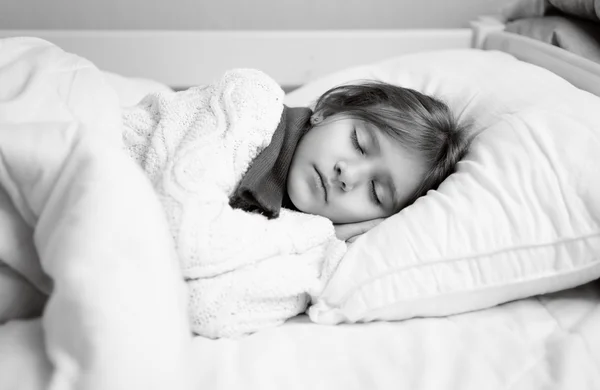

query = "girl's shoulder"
[[220, 68, 283, 94], [216, 68, 285, 122], [205, 69, 285, 148]]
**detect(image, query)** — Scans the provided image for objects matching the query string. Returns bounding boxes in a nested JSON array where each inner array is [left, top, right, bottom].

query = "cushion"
[[549, 0, 600, 22], [284, 49, 600, 324], [503, 0, 600, 22], [505, 16, 600, 63], [502, 0, 552, 21]]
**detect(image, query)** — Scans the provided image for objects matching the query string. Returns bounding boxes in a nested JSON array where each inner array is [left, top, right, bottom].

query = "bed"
[[1, 8, 600, 390]]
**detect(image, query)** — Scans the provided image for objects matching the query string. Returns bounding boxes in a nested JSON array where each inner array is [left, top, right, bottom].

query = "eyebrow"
[[363, 122, 399, 211]]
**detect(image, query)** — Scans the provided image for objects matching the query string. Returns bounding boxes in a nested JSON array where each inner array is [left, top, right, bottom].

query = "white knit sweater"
[[121, 69, 346, 338]]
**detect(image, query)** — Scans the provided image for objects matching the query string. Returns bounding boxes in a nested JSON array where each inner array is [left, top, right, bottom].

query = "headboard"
[[0, 29, 471, 90], [3, 19, 600, 96]]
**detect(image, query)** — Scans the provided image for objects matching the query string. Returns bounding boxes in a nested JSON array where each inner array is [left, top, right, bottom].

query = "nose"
[[334, 160, 365, 192]]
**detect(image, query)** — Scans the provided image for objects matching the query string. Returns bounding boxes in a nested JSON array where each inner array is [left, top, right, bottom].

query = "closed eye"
[[351, 129, 364, 155], [370, 181, 381, 205]]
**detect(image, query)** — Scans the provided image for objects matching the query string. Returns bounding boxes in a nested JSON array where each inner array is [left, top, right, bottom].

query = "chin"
[[286, 185, 307, 212], [290, 196, 312, 215]]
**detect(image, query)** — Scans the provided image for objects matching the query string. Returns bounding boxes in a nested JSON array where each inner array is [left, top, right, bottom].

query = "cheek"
[[349, 190, 389, 221], [301, 128, 332, 154], [327, 193, 370, 223], [287, 165, 314, 211]]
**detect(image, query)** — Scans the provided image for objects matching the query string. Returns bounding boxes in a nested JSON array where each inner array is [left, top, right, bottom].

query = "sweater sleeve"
[[178, 202, 339, 280]]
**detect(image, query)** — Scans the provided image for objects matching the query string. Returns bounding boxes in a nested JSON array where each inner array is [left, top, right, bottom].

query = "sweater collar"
[[229, 106, 312, 218]]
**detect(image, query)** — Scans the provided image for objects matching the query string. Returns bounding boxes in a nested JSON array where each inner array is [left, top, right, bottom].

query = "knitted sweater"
[[121, 69, 346, 338]]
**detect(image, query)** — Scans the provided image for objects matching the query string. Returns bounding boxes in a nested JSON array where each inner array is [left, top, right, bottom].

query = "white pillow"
[[284, 49, 600, 324]]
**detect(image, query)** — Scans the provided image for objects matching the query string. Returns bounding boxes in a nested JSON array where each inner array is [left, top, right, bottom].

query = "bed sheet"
[[188, 279, 600, 390]]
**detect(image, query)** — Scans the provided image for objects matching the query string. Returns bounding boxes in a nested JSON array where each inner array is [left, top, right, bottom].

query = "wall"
[[3, 0, 508, 30]]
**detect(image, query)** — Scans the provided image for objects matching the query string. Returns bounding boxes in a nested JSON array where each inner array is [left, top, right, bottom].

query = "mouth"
[[314, 165, 328, 202]]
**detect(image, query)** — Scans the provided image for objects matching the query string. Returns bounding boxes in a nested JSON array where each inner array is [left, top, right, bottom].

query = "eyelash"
[[351, 129, 381, 205], [370, 182, 381, 205], [351, 129, 364, 155]]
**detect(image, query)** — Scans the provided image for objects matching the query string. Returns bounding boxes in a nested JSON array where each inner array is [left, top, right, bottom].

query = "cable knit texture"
[[121, 69, 346, 338]]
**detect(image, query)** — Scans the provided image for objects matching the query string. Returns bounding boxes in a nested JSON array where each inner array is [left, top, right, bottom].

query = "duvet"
[[0, 37, 195, 390]]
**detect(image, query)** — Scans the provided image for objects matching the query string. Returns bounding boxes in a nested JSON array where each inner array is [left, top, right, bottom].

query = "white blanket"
[[0, 37, 195, 390]]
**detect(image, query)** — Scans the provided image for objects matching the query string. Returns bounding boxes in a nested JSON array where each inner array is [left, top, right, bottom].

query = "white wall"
[[3, 0, 509, 30]]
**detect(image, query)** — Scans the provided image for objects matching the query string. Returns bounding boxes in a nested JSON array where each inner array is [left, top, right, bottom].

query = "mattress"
[[5, 280, 597, 390], [184, 280, 600, 390]]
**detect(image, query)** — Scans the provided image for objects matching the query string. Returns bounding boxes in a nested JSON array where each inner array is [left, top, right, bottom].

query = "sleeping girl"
[[121, 69, 469, 338]]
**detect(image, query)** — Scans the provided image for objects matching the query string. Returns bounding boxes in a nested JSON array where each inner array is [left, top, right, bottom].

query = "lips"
[[314, 165, 328, 202]]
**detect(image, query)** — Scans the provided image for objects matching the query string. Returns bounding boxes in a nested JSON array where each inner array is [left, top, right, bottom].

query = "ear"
[[310, 112, 323, 125]]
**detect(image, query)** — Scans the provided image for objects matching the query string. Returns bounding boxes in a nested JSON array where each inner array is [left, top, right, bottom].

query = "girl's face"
[[287, 114, 428, 224]]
